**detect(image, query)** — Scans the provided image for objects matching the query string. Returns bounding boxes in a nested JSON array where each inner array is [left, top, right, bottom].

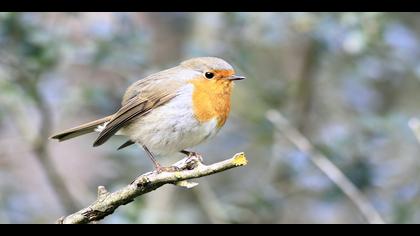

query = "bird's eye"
[[205, 72, 214, 79]]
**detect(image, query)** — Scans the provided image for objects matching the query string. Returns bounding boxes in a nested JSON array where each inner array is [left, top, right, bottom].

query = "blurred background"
[[1, 12, 420, 224]]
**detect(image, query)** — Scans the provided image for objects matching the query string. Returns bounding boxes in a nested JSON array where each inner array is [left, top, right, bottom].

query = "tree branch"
[[57, 152, 247, 224], [266, 110, 385, 224], [0, 52, 80, 213]]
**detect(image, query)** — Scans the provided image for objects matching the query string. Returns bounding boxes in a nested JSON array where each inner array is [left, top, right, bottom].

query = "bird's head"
[[180, 57, 245, 84]]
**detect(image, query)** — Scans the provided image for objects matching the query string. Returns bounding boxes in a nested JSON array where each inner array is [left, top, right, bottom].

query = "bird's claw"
[[186, 151, 203, 163]]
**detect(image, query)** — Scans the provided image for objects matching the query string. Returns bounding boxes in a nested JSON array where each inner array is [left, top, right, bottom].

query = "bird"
[[50, 57, 245, 172]]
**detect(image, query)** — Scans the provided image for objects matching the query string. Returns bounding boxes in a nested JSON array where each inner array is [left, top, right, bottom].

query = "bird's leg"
[[142, 145, 161, 169], [142, 145, 180, 173], [180, 150, 203, 162]]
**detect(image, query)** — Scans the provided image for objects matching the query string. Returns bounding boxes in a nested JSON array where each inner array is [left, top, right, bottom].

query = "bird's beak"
[[227, 75, 246, 81]]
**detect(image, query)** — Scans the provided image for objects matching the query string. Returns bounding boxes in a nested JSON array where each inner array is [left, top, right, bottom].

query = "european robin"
[[50, 57, 245, 172]]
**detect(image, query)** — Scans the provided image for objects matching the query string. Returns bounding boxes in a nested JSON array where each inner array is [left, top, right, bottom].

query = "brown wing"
[[92, 92, 176, 147], [92, 66, 184, 147]]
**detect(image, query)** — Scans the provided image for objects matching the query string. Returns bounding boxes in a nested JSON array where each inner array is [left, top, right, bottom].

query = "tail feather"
[[50, 115, 113, 142]]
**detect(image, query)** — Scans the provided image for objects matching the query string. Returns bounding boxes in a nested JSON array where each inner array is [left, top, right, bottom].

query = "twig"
[[1, 15, 79, 214], [30, 82, 80, 213], [408, 118, 420, 143], [266, 110, 385, 224], [11, 66, 80, 213], [57, 152, 247, 224]]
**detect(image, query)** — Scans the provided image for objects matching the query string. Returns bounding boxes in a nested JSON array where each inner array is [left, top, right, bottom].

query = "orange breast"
[[189, 78, 233, 128]]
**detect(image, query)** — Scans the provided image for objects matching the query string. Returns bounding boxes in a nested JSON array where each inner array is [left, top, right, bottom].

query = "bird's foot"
[[181, 150, 203, 163]]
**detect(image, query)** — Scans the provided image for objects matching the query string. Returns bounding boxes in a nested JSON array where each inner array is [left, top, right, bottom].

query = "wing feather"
[[92, 92, 176, 147], [92, 66, 185, 147]]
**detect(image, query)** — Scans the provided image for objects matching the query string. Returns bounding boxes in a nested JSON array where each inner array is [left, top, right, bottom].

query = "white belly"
[[120, 84, 220, 156]]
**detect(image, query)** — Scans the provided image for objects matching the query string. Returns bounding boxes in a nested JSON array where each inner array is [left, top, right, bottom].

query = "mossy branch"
[[57, 152, 247, 224]]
